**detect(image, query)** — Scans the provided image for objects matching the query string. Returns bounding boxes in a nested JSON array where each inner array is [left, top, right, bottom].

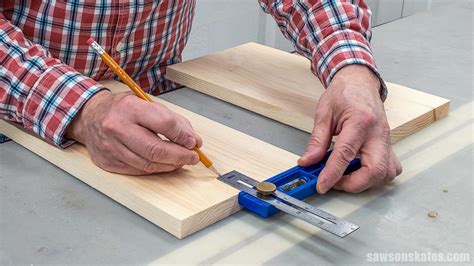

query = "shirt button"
[[116, 41, 124, 52]]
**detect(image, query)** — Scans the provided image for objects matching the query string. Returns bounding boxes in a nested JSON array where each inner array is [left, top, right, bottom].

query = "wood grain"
[[167, 42, 451, 143], [0, 80, 299, 239]]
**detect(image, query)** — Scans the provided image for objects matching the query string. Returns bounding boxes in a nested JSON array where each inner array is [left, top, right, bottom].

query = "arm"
[[258, 0, 385, 95], [259, 0, 401, 193], [0, 14, 105, 148], [0, 15, 201, 175]]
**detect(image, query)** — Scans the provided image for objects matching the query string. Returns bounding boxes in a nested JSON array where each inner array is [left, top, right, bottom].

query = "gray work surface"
[[1, 1, 472, 265]]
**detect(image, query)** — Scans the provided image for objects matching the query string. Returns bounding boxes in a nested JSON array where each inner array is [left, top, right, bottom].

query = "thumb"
[[298, 119, 332, 166]]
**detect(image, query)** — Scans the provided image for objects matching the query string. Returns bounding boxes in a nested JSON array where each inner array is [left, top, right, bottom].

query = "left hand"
[[298, 65, 402, 193]]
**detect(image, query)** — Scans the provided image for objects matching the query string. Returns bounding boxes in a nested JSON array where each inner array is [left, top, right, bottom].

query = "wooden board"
[[167, 42, 450, 143], [0, 80, 299, 239]]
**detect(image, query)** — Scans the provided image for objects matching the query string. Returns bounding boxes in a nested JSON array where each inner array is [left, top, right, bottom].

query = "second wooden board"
[[167, 43, 450, 143]]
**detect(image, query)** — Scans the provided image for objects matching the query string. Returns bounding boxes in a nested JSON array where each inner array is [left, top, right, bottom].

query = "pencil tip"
[[209, 165, 221, 176]]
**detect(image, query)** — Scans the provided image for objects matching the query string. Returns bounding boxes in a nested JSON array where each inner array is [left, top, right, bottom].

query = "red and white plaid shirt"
[[1, 0, 382, 148]]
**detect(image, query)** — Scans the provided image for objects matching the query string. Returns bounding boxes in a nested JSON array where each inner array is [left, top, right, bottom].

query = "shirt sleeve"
[[258, 0, 387, 100], [0, 14, 107, 148]]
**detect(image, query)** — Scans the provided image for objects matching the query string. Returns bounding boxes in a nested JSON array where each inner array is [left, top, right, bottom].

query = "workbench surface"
[[1, 1, 472, 264]]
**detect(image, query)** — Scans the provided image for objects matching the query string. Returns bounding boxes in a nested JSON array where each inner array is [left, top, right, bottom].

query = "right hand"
[[67, 91, 202, 175], [298, 65, 401, 193]]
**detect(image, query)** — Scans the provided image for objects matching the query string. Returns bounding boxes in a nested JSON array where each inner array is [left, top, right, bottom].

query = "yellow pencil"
[[87, 37, 220, 176]]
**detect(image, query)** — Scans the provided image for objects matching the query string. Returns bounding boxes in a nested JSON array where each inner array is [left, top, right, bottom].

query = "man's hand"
[[67, 91, 202, 175], [298, 65, 402, 193]]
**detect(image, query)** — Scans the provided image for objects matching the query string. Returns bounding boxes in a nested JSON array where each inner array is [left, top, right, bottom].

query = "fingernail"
[[297, 157, 303, 165], [298, 152, 308, 164], [317, 181, 328, 194], [191, 153, 200, 164], [184, 137, 196, 149]]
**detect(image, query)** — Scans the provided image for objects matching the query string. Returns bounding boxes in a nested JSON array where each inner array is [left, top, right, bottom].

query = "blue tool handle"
[[238, 151, 361, 218]]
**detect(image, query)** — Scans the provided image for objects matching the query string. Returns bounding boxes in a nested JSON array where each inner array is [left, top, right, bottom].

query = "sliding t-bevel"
[[218, 151, 361, 238]]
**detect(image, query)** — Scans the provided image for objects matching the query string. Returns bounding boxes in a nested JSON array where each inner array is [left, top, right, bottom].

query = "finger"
[[393, 150, 402, 176], [383, 149, 402, 184], [128, 163, 180, 174], [90, 150, 148, 175], [135, 101, 197, 149], [101, 160, 179, 175], [298, 105, 333, 166], [333, 138, 389, 193], [119, 125, 199, 166], [332, 165, 375, 193], [332, 175, 347, 191], [194, 133, 203, 148], [176, 113, 203, 148], [317, 123, 367, 194], [113, 142, 182, 174]]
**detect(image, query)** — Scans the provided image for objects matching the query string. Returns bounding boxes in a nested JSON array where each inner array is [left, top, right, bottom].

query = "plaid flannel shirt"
[[1, 0, 383, 148]]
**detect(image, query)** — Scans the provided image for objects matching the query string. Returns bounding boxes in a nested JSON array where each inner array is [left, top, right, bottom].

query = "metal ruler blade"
[[218, 171, 359, 238]]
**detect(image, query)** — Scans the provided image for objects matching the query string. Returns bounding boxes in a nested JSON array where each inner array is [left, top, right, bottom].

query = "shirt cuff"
[[22, 64, 107, 148], [311, 30, 387, 101]]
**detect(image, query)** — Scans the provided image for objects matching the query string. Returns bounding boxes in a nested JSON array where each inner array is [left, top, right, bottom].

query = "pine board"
[[167, 43, 450, 143], [0, 80, 299, 239]]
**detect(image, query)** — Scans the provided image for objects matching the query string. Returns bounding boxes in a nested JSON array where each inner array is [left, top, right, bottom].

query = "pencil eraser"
[[87, 37, 94, 45]]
